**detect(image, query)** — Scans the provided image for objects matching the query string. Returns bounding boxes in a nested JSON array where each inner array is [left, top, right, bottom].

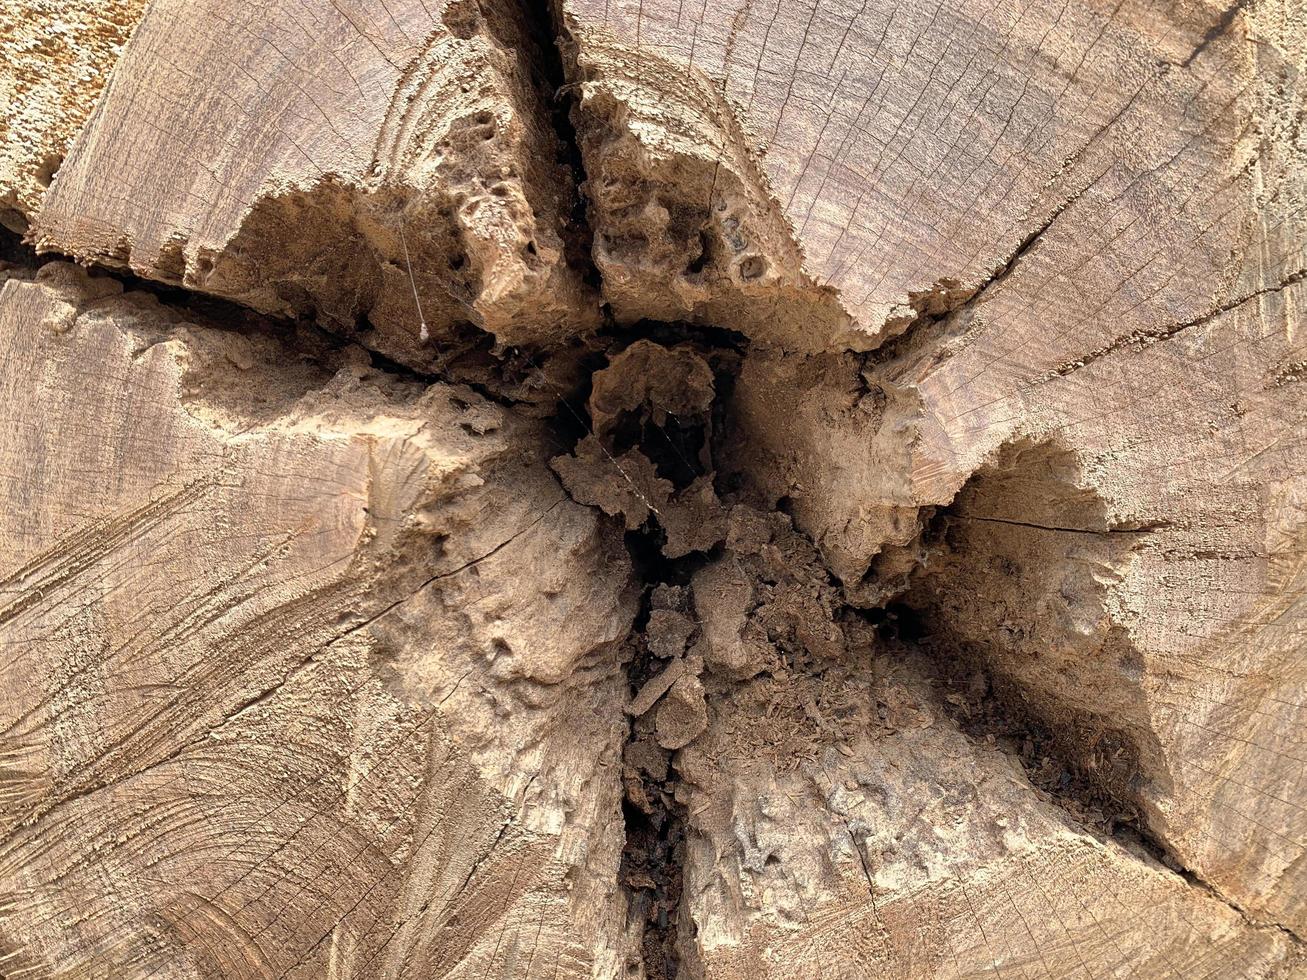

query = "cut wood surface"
[[0, 0, 146, 228], [0, 264, 634, 976], [555, 0, 1304, 349], [0, 0, 1303, 976], [32, 0, 600, 366]]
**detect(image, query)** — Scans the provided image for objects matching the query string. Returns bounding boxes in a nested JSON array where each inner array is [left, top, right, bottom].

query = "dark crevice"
[[684, 230, 713, 277], [0, 224, 50, 275], [863, 601, 928, 644], [7, 225, 346, 360], [11, 226, 589, 417], [363, 341, 519, 408], [619, 579, 691, 980], [864, 185, 1088, 370], [983, 188, 1083, 291], [542, 321, 752, 977], [620, 794, 686, 980], [908, 615, 1302, 940], [114, 262, 310, 337], [856, 474, 1288, 947], [952, 513, 1164, 535], [516, 0, 603, 295], [612, 480, 700, 980], [915, 618, 1295, 937], [1051, 267, 1307, 379], [847, 437, 1307, 946], [606, 411, 705, 489], [0, 207, 29, 237], [903, 622, 1153, 838], [874, 442, 1162, 835], [607, 317, 751, 357], [842, 438, 1179, 867]]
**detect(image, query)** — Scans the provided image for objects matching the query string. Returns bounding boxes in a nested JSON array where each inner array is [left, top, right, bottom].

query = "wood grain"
[[0, 0, 1302, 974], [0, 266, 633, 977], [31, 0, 599, 367]]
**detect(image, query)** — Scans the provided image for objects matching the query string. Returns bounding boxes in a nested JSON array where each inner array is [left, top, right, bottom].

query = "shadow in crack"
[[885, 439, 1173, 833]]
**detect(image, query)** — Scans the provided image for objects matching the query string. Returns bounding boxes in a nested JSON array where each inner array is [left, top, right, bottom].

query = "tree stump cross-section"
[[0, 0, 1303, 976]]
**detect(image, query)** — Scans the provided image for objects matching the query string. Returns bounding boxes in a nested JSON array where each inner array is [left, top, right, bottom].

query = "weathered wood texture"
[[0, 0, 146, 229], [676, 656, 1296, 978], [0, 266, 634, 975], [31, 0, 599, 366], [0, 0, 1303, 976], [556, 0, 1306, 971], [556, 0, 1304, 348]]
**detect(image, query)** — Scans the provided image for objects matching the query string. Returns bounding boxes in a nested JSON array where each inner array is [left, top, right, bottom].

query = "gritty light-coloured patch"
[[0, 0, 146, 224]]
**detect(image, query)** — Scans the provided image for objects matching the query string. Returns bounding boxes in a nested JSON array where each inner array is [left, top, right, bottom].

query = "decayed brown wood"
[[551, 0, 1304, 968], [30, 0, 600, 367], [0, 0, 1303, 976]]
